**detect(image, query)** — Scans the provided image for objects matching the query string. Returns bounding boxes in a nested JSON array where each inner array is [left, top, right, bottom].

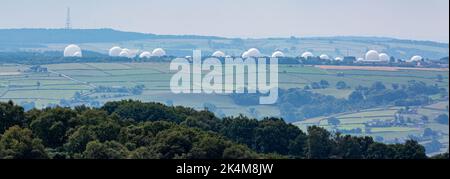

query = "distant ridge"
[[0, 28, 448, 47], [0, 28, 225, 44]]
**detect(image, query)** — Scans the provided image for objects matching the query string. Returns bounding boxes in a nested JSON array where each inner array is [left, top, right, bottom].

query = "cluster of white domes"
[[212, 51, 226, 57], [109, 47, 135, 58], [242, 48, 262, 58], [319, 54, 330, 60], [108, 46, 166, 58], [271, 51, 285, 58], [360, 50, 390, 62], [301, 52, 314, 59], [64, 44, 82, 57]]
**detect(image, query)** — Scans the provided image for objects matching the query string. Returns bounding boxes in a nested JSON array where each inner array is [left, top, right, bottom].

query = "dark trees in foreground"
[[0, 100, 433, 159]]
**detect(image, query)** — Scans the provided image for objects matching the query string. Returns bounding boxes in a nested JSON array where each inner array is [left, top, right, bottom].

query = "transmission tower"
[[65, 7, 72, 29]]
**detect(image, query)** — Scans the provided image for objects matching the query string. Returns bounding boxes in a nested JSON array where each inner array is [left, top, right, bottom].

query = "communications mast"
[[65, 7, 72, 29]]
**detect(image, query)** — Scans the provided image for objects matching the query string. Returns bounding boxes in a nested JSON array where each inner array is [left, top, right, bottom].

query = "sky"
[[0, 0, 449, 43]]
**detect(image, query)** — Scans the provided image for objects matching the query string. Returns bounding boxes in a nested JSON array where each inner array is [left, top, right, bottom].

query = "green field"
[[1, 62, 448, 111]]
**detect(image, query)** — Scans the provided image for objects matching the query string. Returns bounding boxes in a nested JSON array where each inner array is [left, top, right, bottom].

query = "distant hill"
[[0, 28, 151, 43], [0, 28, 224, 44], [1, 28, 447, 46]]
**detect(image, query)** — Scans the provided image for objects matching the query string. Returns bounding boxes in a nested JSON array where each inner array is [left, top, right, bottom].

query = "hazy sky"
[[1, 0, 449, 42]]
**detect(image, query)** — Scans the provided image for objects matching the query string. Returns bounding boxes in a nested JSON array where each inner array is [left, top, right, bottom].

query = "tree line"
[[0, 100, 448, 159]]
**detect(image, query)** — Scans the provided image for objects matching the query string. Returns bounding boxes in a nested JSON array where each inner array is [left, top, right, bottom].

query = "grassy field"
[[1, 62, 448, 109]]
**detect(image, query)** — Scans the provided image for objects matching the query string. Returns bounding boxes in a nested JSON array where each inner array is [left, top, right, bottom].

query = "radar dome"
[[212, 51, 226, 57], [242, 51, 250, 58], [109, 46, 122, 57], [246, 48, 261, 57], [301, 52, 314, 59], [152, 48, 166, 57], [319, 54, 330, 60], [271, 51, 285, 58], [139, 51, 152, 58], [64, 44, 82, 57], [379, 53, 390, 62], [119, 49, 131, 58], [334, 57, 343, 61], [365, 50, 380, 61], [409, 55, 423, 62], [119, 51, 130, 58]]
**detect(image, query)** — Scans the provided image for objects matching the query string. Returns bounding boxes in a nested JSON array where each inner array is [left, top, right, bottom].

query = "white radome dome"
[[379, 53, 390, 62], [64, 44, 82, 57], [334, 57, 343, 61], [139, 51, 152, 58], [319, 54, 330, 60], [301, 52, 314, 59], [242, 51, 250, 58], [271, 51, 285, 58], [109, 46, 122, 57], [119, 49, 133, 58], [119, 51, 130, 58], [357, 57, 365, 62], [365, 50, 380, 61], [212, 51, 226, 57], [152, 48, 166, 57], [246, 48, 261, 57], [409, 55, 423, 62]]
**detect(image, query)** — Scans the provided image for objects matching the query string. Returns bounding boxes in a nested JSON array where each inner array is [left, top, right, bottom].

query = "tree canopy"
[[0, 100, 440, 159]]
